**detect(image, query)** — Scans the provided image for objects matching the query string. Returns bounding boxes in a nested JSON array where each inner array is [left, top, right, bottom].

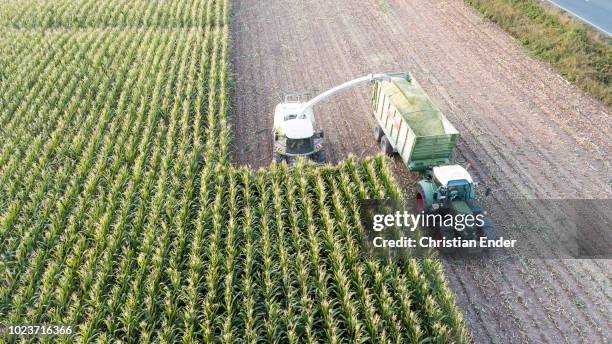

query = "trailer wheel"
[[380, 135, 393, 155], [374, 125, 384, 142]]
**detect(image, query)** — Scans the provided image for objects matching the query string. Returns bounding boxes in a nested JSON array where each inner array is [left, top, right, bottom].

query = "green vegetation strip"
[[0, 0, 469, 342], [466, 0, 612, 107]]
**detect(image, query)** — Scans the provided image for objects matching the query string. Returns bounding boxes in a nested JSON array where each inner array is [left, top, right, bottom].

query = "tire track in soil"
[[442, 0, 611, 160], [422, 0, 608, 196], [230, 0, 611, 342]]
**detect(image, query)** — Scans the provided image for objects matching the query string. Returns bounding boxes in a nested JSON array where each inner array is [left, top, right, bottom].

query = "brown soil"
[[230, 0, 611, 342]]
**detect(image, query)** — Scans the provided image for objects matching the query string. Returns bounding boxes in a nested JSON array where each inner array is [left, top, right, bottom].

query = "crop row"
[[0, 0, 219, 29], [0, 0, 469, 342], [1, 0, 229, 341]]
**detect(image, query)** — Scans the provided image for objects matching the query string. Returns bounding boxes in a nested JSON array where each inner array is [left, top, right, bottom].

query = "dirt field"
[[230, 0, 611, 342]]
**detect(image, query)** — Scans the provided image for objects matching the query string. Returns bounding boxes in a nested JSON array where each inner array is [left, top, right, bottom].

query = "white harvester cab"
[[272, 95, 324, 164], [273, 100, 316, 138]]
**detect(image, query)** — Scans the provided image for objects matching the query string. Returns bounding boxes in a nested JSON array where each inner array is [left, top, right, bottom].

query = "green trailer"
[[371, 72, 458, 172]]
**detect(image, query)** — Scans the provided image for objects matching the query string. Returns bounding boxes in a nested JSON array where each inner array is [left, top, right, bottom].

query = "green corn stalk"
[[0, 0, 471, 342]]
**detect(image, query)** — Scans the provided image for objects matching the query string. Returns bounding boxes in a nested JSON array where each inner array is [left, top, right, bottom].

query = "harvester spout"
[[298, 73, 399, 115]]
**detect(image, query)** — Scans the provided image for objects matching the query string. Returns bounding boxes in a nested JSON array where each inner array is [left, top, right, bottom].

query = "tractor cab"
[[432, 165, 476, 201]]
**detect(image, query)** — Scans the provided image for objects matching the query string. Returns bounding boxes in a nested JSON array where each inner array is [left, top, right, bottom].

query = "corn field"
[[0, 0, 470, 342]]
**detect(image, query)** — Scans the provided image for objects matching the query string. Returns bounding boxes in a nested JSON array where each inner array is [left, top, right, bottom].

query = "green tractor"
[[415, 165, 495, 241]]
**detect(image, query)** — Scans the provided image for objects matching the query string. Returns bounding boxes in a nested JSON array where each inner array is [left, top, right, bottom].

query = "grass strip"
[[466, 0, 611, 107]]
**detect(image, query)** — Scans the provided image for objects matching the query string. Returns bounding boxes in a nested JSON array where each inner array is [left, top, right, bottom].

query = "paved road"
[[547, 0, 612, 35]]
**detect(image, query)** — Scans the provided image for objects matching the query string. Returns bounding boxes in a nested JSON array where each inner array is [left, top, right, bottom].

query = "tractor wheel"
[[438, 224, 456, 254], [479, 218, 496, 242], [440, 224, 455, 239], [415, 184, 429, 213], [374, 125, 384, 142], [380, 135, 393, 155]]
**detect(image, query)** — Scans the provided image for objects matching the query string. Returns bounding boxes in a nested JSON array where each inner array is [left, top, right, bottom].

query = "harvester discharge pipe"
[[298, 73, 398, 115]]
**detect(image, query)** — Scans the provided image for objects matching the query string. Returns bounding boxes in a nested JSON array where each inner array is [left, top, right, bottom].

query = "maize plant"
[[0, 0, 471, 342]]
